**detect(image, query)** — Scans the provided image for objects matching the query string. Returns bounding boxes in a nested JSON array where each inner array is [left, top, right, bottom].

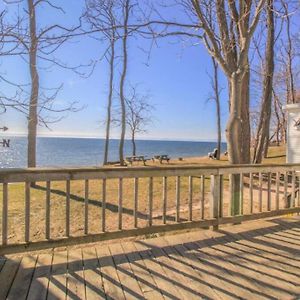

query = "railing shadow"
[[33, 184, 178, 222]]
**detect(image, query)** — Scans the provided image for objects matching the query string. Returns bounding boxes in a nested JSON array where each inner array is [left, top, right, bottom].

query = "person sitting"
[[208, 148, 218, 160]]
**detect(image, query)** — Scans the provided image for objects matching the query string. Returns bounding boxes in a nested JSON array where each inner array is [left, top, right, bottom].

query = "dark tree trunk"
[[131, 133, 136, 156], [284, 3, 295, 104], [27, 0, 39, 168], [253, 0, 274, 164]]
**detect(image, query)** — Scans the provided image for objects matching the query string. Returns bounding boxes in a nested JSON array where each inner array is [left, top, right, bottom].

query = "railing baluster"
[[219, 175, 224, 218], [188, 176, 193, 221], [284, 172, 288, 208], [267, 173, 271, 211], [102, 179, 106, 232], [240, 173, 244, 215], [134, 178, 138, 228], [176, 176, 180, 222], [148, 177, 153, 226], [45, 181, 50, 240], [210, 175, 221, 230], [2, 182, 8, 245], [162, 177, 167, 224], [276, 172, 280, 210], [259, 173, 263, 212], [298, 174, 300, 207], [118, 178, 123, 230], [292, 171, 296, 208], [66, 180, 70, 237], [25, 182, 30, 242], [201, 175, 205, 219], [249, 173, 253, 214], [84, 180, 89, 235]]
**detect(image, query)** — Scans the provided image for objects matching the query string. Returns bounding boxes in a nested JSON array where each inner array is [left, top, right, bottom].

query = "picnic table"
[[125, 155, 148, 166], [152, 154, 170, 164]]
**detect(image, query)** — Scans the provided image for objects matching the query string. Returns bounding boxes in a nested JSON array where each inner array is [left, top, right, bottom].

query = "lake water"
[[0, 137, 226, 168]]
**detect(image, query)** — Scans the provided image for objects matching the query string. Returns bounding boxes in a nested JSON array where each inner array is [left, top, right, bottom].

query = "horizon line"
[[1, 133, 225, 144]]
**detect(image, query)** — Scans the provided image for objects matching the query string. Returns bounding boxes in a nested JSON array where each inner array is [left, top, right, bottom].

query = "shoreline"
[[0, 145, 286, 169]]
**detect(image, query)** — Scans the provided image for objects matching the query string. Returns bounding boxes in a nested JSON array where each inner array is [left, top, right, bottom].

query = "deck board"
[[66, 248, 86, 300], [82, 247, 105, 300], [0, 256, 22, 299], [7, 255, 37, 300], [121, 241, 164, 299], [47, 250, 68, 300], [27, 254, 53, 300], [96, 245, 126, 299], [109, 242, 145, 299], [1, 216, 300, 300]]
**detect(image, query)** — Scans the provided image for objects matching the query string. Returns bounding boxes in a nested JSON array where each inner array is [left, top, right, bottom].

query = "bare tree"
[[125, 85, 153, 156], [119, 0, 131, 165], [253, 0, 275, 164], [266, 0, 300, 145], [0, 10, 27, 114], [281, 0, 296, 104], [85, 0, 119, 165], [189, 0, 265, 214], [207, 57, 222, 160], [135, 0, 265, 214], [4, 0, 82, 168]]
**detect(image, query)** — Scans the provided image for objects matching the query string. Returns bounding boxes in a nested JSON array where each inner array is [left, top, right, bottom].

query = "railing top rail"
[[0, 163, 299, 183]]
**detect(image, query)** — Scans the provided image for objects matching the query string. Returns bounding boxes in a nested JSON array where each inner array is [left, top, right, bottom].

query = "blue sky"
[[0, 0, 254, 142]]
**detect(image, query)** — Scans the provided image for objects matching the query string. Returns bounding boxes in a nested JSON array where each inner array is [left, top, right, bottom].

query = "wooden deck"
[[1, 216, 300, 300]]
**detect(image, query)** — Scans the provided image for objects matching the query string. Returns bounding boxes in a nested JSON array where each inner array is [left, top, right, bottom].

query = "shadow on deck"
[[1, 216, 300, 299]]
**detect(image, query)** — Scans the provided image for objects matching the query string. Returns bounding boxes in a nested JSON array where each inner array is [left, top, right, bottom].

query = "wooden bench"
[[152, 155, 170, 164], [125, 155, 148, 166]]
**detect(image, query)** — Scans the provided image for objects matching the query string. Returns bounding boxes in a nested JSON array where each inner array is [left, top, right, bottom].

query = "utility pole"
[[0, 126, 10, 148]]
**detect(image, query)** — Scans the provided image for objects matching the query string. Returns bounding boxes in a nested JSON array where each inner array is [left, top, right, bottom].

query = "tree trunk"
[[27, 0, 39, 168], [253, 0, 274, 164], [119, 0, 129, 165], [240, 66, 251, 164], [226, 72, 244, 215], [285, 3, 295, 104], [263, 132, 269, 158], [212, 58, 221, 160], [273, 91, 281, 146], [103, 37, 115, 165], [131, 132, 136, 156]]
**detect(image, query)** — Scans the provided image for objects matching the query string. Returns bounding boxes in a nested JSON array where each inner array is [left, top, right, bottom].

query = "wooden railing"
[[0, 163, 300, 254]]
